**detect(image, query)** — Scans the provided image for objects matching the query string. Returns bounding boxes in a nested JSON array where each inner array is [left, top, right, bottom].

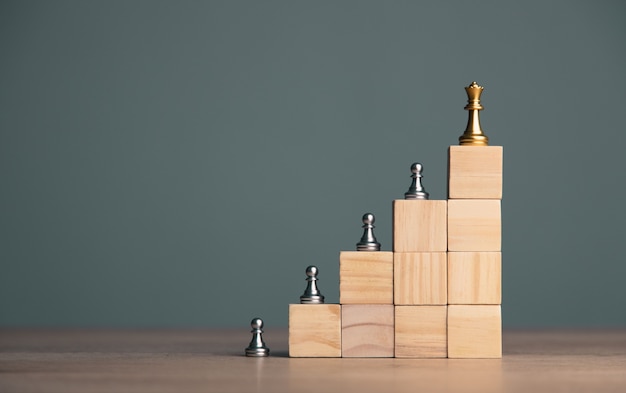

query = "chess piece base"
[[459, 134, 489, 146], [404, 191, 429, 200], [245, 347, 270, 357], [356, 242, 381, 251], [300, 295, 324, 304]]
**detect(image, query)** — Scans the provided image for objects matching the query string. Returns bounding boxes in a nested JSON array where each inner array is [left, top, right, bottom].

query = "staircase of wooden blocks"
[[288, 82, 503, 359]]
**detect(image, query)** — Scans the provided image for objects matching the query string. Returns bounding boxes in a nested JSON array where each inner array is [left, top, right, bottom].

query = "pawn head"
[[410, 162, 423, 174], [250, 317, 264, 329], [362, 213, 375, 225], [305, 265, 318, 277]]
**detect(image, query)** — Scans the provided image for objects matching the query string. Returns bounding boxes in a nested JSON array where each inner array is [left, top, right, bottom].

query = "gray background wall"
[[1, 0, 625, 328]]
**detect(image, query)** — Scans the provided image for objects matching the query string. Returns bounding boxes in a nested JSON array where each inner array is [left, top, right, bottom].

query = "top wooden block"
[[393, 200, 447, 252], [448, 146, 503, 199], [289, 304, 342, 357], [340, 251, 393, 304]]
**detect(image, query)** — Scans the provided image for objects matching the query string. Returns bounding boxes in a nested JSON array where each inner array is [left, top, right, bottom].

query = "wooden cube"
[[448, 200, 501, 251], [448, 305, 502, 358], [448, 252, 501, 305], [448, 145, 503, 199], [394, 306, 447, 358], [341, 305, 394, 357], [289, 304, 341, 357], [393, 200, 447, 252], [340, 251, 393, 304], [394, 252, 447, 305]]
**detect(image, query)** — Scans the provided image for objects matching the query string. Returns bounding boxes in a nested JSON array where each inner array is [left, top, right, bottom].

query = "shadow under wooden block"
[[394, 252, 447, 305], [448, 252, 501, 305], [448, 305, 502, 358], [393, 200, 447, 252], [395, 305, 447, 358], [289, 304, 341, 357], [448, 199, 501, 251], [448, 145, 503, 199], [341, 305, 394, 357], [340, 251, 393, 304]]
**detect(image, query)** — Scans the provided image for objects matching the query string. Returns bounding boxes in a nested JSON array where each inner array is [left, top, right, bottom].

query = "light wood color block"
[[394, 252, 447, 305], [448, 305, 502, 358], [340, 251, 393, 304], [448, 252, 501, 305], [448, 145, 503, 199], [289, 304, 341, 357], [341, 305, 394, 357], [448, 199, 501, 251], [394, 306, 447, 358], [393, 200, 447, 252]]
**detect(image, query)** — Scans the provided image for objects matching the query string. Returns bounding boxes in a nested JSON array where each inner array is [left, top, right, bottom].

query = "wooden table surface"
[[1, 328, 625, 393]]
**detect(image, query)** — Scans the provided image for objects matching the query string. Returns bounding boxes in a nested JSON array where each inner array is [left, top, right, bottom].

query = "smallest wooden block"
[[448, 305, 502, 358], [342, 305, 394, 357], [340, 251, 393, 304], [448, 200, 501, 251], [393, 200, 447, 252], [448, 145, 503, 199], [395, 306, 447, 358], [394, 252, 447, 305], [448, 252, 501, 305], [289, 304, 341, 357]]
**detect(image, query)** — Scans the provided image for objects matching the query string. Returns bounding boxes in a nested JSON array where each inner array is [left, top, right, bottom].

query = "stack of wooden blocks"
[[289, 85, 503, 359]]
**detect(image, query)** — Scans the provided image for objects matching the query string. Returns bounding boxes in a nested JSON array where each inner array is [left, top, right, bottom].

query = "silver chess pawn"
[[300, 265, 325, 304], [356, 213, 381, 251], [404, 162, 430, 200], [245, 317, 270, 357]]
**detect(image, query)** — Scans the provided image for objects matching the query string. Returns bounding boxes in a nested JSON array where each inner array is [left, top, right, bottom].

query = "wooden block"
[[448, 305, 501, 358], [394, 252, 447, 305], [448, 145, 503, 199], [394, 306, 447, 358], [340, 251, 393, 304], [341, 305, 394, 357], [448, 199, 501, 251], [448, 252, 501, 305], [393, 200, 447, 252], [289, 304, 341, 357]]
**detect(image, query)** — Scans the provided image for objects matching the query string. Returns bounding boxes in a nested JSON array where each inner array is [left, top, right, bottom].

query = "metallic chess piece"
[[404, 163, 429, 200], [356, 213, 381, 251], [245, 317, 270, 357], [300, 266, 325, 304], [459, 81, 489, 146]]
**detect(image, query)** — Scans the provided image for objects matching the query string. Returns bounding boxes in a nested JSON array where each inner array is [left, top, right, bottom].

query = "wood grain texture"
[[393, 200, 447, 252], [447, 199, 501, 251], [448, 145, 503, 199], [289, 304, 341, 357], [448, 305, 502, 358], [341, 305, 394, 357], [2, 329, 626, 393], [394, 305, 447, 358], [394, 252, 447, 305], [448, 252, 501, 304], [340, 251, 393, 304]]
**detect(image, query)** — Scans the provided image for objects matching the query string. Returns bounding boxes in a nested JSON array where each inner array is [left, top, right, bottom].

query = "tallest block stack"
[[446, 82, 502, 358]]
